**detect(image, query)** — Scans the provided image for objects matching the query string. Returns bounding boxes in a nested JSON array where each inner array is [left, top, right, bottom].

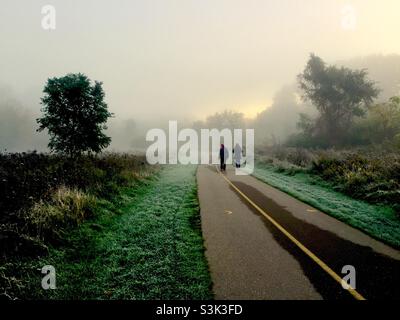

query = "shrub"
[[286, 148, 315, 167], [311, 151, 400, 211], [258, 147, 316, 168], [257, 146, 400, 214], [0, 152, 152, 258]]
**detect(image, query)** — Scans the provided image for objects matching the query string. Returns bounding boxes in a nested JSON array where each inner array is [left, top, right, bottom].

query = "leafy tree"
[[297, 113, 314, 137], [297, 54, 380, 146], [394, 133, 400, 150], [193, 110, 247, 132], [367, 96, 400, 142], [37, 73, 113, 156], [205, 110, 246, 130]]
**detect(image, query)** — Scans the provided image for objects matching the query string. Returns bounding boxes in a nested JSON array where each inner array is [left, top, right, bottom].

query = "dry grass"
[[25, 186, 97, 241]]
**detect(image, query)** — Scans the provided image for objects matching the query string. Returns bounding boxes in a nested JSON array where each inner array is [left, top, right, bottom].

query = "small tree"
[[37, 73, 113, 156], [368, 96, 400, 142], [205, 110, 246, 131], [297, 54, 380, 146]]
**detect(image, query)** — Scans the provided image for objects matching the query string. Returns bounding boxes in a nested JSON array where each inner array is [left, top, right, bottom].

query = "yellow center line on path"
[[216, 166, 366, 301]]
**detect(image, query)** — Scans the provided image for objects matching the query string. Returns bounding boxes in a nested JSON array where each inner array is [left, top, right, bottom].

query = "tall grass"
[[0, 152, 154, 259], [256, 146, 400, 213], [25, 186, 97, 242]]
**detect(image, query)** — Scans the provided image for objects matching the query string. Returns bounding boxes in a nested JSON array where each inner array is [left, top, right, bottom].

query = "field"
[[1, 153, 212, 300]]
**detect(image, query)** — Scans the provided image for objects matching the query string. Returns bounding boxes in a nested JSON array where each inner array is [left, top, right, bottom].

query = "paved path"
[[197, 165, 400, 300]]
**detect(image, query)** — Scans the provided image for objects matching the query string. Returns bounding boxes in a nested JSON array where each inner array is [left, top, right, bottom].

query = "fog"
[[1, 1, 400, 151]]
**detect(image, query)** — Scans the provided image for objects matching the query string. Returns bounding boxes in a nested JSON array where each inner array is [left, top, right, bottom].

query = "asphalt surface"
[[197, 165, 400, 300]]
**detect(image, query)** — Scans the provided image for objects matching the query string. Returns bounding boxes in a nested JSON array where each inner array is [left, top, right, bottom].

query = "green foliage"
[[394, 133, 400, 149], [258, 147, 400, 212], [193, 110, 246, 131], [257, 146, 316, 168], [0, 152, 151, 257], [360, 96, 400, 144], [312, 152, 400, 209], [297, 54, 380, 146], [289, 95, 400, 148], [3, 166, 212, 300], [254, 160, 400, 248], [37, 73, 112, 156]]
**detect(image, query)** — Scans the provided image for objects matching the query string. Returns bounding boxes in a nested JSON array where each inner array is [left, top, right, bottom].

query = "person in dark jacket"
[[219, 144, 229, 171]]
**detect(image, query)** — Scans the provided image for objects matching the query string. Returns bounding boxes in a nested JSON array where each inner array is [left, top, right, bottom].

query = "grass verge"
[[2, 165, 212, 300], [253, 162, 400, 249]]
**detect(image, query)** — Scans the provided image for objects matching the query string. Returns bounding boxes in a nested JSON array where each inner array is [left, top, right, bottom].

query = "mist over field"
[[2, 0, 400, 303], [1, 0, 400, 152], [1, 54, 400, 151]]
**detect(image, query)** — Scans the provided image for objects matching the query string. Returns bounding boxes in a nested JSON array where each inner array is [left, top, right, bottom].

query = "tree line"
[[290, 54, 400, 148], [35, 55, 400, 156]]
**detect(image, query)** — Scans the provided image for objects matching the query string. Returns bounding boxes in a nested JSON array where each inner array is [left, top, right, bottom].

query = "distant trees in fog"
[[295, 54, 380, 147]]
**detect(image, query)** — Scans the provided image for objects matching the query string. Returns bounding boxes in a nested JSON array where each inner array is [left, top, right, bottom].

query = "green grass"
[[253, 163, 400, 249], [5, 165, 213, 300]]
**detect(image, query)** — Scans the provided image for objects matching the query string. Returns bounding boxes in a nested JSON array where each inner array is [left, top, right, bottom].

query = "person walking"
[[219, 144, 229, 172], [233, 143, 242, 168]]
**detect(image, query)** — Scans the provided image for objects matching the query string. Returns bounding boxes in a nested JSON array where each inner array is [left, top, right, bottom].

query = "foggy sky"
[[1, 0, 400, 124]]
